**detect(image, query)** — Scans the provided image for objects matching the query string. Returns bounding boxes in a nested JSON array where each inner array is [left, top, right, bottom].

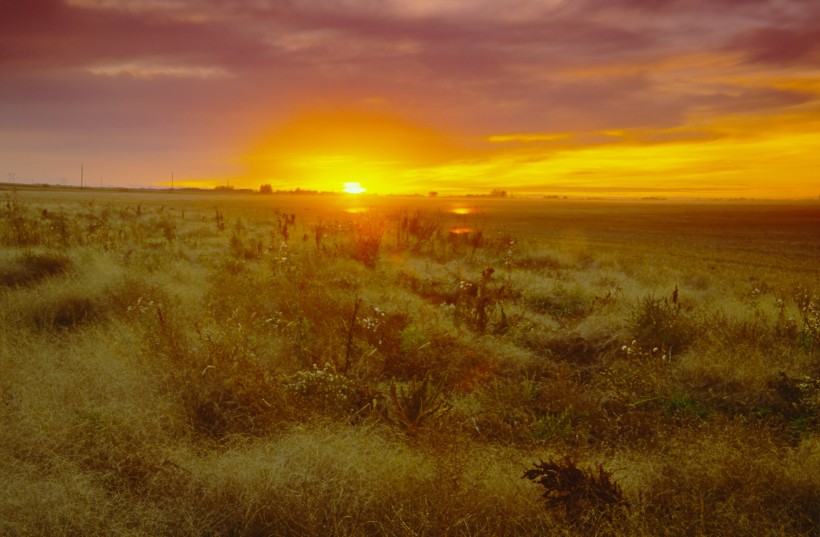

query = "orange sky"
[[2, 0, 820, 198]]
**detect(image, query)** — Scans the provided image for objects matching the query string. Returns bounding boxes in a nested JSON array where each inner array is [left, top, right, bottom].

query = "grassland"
[[1, 185, 818, 536]]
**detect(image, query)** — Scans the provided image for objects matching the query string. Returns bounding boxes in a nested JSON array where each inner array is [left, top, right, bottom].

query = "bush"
[[523, 456, 627, 521], [349, 217, 384, 268], [630, 293, 697, 352]]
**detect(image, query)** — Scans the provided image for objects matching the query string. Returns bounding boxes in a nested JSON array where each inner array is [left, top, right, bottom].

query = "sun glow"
[[238, 101, 820, 198], [241, 107, 460, 194], [343, 182, 366, 194]]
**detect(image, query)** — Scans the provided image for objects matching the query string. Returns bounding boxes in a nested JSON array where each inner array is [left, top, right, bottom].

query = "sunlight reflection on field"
[[345, 206, 370, 214]]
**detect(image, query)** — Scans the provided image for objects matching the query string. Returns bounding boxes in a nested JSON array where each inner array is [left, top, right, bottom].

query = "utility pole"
[[7, 173, 14, 184], [80, 163, 84, 189], [171, 172, 174, 191]]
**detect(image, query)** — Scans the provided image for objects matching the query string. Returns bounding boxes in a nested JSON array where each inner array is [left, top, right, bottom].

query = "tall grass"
[[0, 190, 817, 536]]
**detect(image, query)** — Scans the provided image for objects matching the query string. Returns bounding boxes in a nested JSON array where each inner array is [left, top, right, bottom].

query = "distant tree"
[[429, 191, 439, 197], [260, 184, 273, 194], [489, 189, 507, 198]]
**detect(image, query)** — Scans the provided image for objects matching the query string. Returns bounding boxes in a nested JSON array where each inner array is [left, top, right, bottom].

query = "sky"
[[2, 0, 820, 197]]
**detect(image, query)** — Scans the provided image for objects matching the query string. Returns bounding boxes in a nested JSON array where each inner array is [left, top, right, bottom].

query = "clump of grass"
[[173, 315, 289, 438], [0, 251, 72, 287], [638, 423, 820, 535], [389, 374, 449, 434], [36, 294, 98, 329], [629, 292, 698, 352], [351, 218, 384, 268], [525, 282, 592, 323], [763, 372, 820, 435], [0, 193, 45, 246], [229, 218, 265, 260], [394, 209, 442, 252]]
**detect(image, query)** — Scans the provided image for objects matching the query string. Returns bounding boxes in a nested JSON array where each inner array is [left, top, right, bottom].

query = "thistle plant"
[[523, 456, 627, 520], [389, 374, 448, 434]]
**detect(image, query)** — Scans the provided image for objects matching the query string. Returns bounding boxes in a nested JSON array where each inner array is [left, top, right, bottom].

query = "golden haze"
[[234, 103, 820, 198]]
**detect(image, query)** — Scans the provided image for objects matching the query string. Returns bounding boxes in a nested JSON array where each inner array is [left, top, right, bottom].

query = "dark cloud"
[[0, 0, 263, 72], [730, 26, 820, 66]]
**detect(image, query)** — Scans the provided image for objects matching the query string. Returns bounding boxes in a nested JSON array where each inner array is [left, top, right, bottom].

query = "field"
[[1, 186, 818, 536]]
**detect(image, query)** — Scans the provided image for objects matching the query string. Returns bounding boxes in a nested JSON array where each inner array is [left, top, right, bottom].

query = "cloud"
[[0, 0, 260, 73], [86, 61, 229, 79], [730, 26, 820, 66], [2, 0, 820, 195]]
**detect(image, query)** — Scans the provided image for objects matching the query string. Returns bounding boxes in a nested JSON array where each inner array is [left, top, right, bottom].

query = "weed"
[[629, 292, 697, 352], [523, 456, 627, 521], [389, 374, 449, 434], [764, 372, 820, 431], [453, 267, 511, 334], [1, 193, 43, 246], [283, 364, 375, 419], [794, 285, 819, 352], [395, 209, 441, 252], [349, 216, 384, 268]]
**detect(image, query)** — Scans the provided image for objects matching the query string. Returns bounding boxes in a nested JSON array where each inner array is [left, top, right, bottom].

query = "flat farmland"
[[1, 186, 818, 536]]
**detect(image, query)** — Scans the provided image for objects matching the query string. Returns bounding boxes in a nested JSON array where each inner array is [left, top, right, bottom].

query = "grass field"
[[1, 185, 818, 536]]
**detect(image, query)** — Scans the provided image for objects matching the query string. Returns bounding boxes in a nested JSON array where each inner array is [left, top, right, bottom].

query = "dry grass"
[[1, 188, 818, 536]]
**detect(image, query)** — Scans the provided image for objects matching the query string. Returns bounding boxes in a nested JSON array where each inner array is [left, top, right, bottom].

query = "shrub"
[[523, 456, 627, 521], [349, 217, 384, 268], [395, 209, 441, 252], [453, 267, 511, 334], [629, 293, 697, 352], [181, 324, 288, 438]]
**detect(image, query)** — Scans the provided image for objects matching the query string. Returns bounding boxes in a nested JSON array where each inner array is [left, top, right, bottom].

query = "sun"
[[343, 182, 366, 194]]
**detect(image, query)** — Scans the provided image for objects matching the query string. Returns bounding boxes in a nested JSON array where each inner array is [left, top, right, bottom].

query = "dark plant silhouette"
[[523, 456, 627, 519]]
